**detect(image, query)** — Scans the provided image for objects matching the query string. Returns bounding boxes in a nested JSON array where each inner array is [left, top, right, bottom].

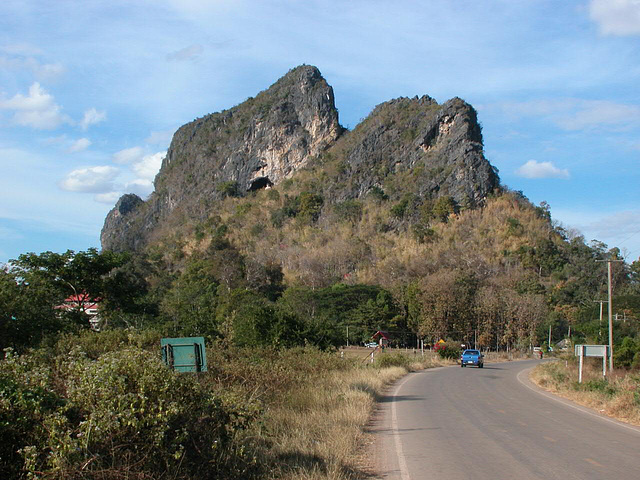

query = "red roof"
[[372, 330, 390, 340], [55, 292, 100, 313]]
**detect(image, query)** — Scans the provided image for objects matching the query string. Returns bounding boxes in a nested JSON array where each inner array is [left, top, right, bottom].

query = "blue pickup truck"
[[460, 349, 484, 368]]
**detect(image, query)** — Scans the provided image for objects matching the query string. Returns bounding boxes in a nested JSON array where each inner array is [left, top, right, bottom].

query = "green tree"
[[298, 192, 324, 223], [2, 249, 142, 348], [161, 257, 220, 338], [432, 195, 457, 222], [0, 269, 70, 351]]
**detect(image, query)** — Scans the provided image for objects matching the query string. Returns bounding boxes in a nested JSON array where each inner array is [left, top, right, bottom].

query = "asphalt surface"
[[372, 359, 640, 480]]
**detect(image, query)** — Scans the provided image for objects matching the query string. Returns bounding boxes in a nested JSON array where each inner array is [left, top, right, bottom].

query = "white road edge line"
[[391, 373, 413, 480], [516, 366, 640, 436]]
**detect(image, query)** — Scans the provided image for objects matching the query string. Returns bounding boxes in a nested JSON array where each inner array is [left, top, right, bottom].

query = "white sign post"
[[574, 345, 610, 383]]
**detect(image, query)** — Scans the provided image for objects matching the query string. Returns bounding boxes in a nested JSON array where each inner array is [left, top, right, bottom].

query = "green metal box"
[[161, 337, 207, 372]]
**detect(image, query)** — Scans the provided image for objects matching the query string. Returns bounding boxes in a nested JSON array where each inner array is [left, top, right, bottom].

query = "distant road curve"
[[371, 359, 640, 480]]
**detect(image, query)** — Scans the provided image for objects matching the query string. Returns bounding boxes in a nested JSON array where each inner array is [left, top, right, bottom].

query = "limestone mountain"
[[101, 65, 499, 252], [320, 95, 497, 206]]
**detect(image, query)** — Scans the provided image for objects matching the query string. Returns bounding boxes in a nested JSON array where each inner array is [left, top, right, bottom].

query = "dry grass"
[[267, 348, 531, 479], [261, 349, 448, 480], [265, 364, 407, 480], [530, 358, 640, 426]]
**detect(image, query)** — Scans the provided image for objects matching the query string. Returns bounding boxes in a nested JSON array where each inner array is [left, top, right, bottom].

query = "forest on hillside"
[[3, 185, 640, 479], [3, 187, 640, 359]]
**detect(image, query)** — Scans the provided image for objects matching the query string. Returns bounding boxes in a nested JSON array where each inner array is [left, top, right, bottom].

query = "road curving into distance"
[[371, 359, 640, 480]]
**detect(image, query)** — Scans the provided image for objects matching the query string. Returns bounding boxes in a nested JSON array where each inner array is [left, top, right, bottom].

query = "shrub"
[[614, 337, 638, 369], [3, 346, 259, 479], [375, 352, 411, 369], [334, 200, 363, 223], [432, 195, 457, 222], [411, 223, 436, 243], [368, 186, 388, 201], [216, 181, 239, 198], [434, 341, 461, 360], [266, 188, 280, 201], [298, 192, 324, 222], [574, 378, 616, 396], [0, 350, 61, 479], [390, 198, 409, 218]]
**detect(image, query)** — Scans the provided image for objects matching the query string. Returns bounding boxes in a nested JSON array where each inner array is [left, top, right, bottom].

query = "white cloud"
[[145, 129, 174, 146], [590, 0, 640, 36], [112, 146, 144, 164], [515, 160, 570, 179], [553, 208, 640, 259], [80, 107, 106, 130], [125, 179, 154, 198], [166, 44, 204, 62], [68, 138, 91, 153], [41, 135, 67, 146], [588, 210, 640, 240], [555, 100, 640, 131], [0, 55, 65, 80], [0, 44, 64, 80], [0, 82, 70, 129], [58, 166, 119, 193], [94, 192, 122, 204], [132, 151, 165, 181], [0, 43, 43, 56], [490, 99, 640, 132], [0, 225, 23, 240]]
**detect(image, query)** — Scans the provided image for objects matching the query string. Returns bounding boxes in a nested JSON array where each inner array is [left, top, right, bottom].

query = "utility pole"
[[593, 300, 607, 338], [596, 258, 623, 371], [548, 324, 552, 350]]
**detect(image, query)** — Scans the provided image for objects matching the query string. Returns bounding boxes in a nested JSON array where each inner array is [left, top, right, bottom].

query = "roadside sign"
[[574, 344, 609, 382], [574, 345, 610, 357]]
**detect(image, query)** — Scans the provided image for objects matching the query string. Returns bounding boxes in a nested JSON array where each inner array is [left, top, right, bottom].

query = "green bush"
[[334, 200, 363, 223], [434, 341, 461, 360], [375, 352, 411, 369], [2, 346, 259, 479], [574, 378, 617, 396], [0, 350, 62, 479], [614, 337, 638, 369], [216, 181, 239, 198], [390, 198, 409, 218]]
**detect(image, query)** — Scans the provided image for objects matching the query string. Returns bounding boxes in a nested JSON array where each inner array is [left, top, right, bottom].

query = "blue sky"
[[1, 0, 639, 264]]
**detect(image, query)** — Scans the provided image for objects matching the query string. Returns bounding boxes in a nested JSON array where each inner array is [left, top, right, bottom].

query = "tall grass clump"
[[204, 345, 408, 479], [531, 358, 640, 426]]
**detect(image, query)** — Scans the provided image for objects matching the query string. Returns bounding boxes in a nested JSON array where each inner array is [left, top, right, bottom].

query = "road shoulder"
[[517, 365, 640, 436]]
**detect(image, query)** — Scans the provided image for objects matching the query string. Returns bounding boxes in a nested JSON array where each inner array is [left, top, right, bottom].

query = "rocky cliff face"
[[102, 65, 341, 251], [101, 66, 500, 252], [324, 95, 498, 207], [100, 194, 146, 252]]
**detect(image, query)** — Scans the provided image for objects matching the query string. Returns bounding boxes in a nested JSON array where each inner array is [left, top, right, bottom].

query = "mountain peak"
[[101, 66, 499, 253]]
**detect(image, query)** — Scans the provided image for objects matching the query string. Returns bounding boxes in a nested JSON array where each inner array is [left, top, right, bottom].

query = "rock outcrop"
[[102, 65, 341, 251], [101, 65, 500, 252], [324, 95, 498, 207], [100, 194, 145, 252]]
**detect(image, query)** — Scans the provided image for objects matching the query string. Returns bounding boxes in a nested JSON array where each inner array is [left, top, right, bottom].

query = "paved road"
[[372, 359, 640, 480]]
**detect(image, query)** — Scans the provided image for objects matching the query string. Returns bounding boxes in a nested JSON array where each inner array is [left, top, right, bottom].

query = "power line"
[[617, 225, 640, 247]]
